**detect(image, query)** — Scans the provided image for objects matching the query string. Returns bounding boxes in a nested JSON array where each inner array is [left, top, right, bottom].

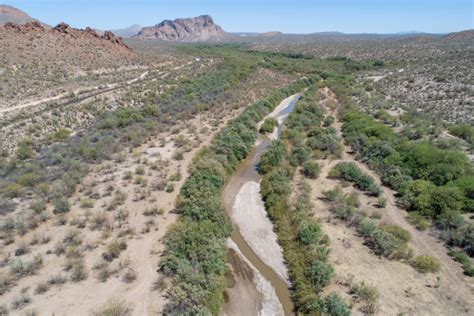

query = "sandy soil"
[[304, 87, 474, 315], [231, 181, 289, 283], [0, 109, 242, 315], [0, 71, 150, 115]]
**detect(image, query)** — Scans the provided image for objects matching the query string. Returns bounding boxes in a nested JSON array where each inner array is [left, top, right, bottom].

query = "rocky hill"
[[134, 15, 230, 42], [0, 21, 132, 67], [0, 4, 42, 25]]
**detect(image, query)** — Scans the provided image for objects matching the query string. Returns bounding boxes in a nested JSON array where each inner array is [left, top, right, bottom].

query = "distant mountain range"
[[1, 4, 472, 44], [111, 24, 142, 38]]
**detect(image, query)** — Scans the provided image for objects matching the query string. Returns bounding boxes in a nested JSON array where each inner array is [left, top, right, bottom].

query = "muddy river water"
[[222, 95, 300, 316]]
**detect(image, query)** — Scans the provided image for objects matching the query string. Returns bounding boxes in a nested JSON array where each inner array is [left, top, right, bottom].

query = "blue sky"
[[3, 0, 473, 33]]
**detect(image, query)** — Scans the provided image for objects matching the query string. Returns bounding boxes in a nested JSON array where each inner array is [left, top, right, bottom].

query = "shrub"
[[103, 240, 127, 262], [30, 199, 46, 213], [259, 141, 286, 174], [48, 274, 67, 286], [299, 219, 321, 245], [51, 128, 71, 141], [16, 142, 34, 160], [322, 186, 344, 202], [448, 251, 474, 276], [11, 294, 31, 310], [69, 258, 88, 282], [302, 161, 321, 179], [377, 196, 387, 208], [291, 145, 312, 165], [53, 197, 70, 214], [323, 115, 335, 127], [0, 275, 14, 295], [407, 212, 431, 231], [320, 292, 351, 316], [135, 165, 145, 175], [3, 183, 24, 198], [380, 224, 412, 242], [358, 219, 412, 260], [308, 260, 334, 292], [351, 281, 379, 303], [329, 162, 381, 196], [409, 255, 441, 273], [122, 268, 137, 283], [259, 117, 278, 133], [35, 281, 50, 294]]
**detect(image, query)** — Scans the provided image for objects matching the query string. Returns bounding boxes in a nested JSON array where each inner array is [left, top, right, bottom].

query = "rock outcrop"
[[1, 21, 132, 67], [2, 21, 130, 49], [134, 15, 229, 42]]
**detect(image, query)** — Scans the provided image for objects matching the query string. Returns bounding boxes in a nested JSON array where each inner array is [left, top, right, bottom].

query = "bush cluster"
[[329, 162, 381, 196], [339, 105, 473, 263], [259, 87, 350, 314]]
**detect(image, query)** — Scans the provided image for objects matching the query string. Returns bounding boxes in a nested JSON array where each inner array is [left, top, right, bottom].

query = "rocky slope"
[[0, 4, 42, 25], [0, 21, 131, 67], [134, 15, 230, 42]]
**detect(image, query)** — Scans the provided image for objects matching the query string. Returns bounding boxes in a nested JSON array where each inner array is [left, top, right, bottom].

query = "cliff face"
[[134, 15, 230, 42]]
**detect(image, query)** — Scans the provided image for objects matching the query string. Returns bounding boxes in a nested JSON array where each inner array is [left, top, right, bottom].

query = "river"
[[222, 94, 300, 316]]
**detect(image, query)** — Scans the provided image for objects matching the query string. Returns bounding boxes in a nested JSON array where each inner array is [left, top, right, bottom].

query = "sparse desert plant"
[[90, 212, 109, 231], [80, 198, 95, 209], [152, 275, 168, 292], [47, 274, 67, 286], [0, 274, 14, 295], [302, 161, 321, 179], [409, 255, 441, 273], [94, 262, 112, 282], [351, 281, 379, 313], [165, 183, 174, 193], [14, 243, 29, 256], [172, 150, 184, 161], [110, 190, 127, 208], [53, 197, 70, 214], [11, 294, 31, 310], [377, 196, 387, 208], [322, 186, 344, 202], [34, 281, 50, 295], [103, 240, 127, 262], [122, 171, 133, 181], [122, 268, 137, 283], [135, 165, 145, 175], [68, 258, 88, 282], [93, 298, 132, 316], [29, 199, 46, 214]]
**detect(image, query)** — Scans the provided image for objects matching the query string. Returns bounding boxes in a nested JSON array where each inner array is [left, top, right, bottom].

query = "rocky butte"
[[134, 15, 230, 42]]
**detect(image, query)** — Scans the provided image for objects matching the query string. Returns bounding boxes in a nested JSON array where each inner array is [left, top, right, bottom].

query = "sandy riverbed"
[[231, 181, 289, 283]]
